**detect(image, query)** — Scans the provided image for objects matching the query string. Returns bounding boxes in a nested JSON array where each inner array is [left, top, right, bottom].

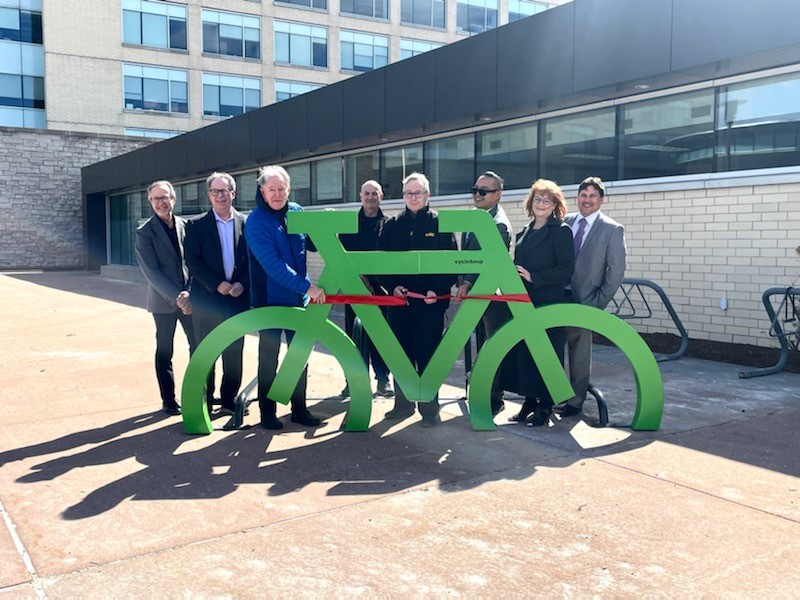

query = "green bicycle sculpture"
[[181, 209, 663, 434]]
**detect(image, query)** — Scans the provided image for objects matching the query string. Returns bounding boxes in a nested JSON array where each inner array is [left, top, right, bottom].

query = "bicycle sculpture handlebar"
[[181, 210, 664, 434]]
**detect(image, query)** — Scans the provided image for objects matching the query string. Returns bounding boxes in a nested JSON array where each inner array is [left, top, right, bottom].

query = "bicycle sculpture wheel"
[[181, 209, 663, 435]]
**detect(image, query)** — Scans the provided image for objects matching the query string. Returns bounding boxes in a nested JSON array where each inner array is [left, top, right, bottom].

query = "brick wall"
[[0, 127, 150, 270]]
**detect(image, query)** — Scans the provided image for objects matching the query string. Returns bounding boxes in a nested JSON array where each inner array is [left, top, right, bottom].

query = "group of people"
[[135, 165, 625, 431]]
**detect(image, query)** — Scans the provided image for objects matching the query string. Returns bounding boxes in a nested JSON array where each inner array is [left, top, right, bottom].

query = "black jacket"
[[514, 216, 574, 306]]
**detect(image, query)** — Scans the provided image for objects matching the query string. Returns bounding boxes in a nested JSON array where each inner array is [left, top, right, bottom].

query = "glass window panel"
[[169, 17, 187, 49], [425, 134, 475, 195], [476, 122, 537, 190], [0, 73, 22, 107], [291, 34, 311, 65], [341, 42, 354, 70], [543, 108, 616, 184], [171, 80, 187, 113], [312, 39, 327, 67], [381, 144, 423, 199], [141, 12, 167, 47], [143, 77, 168, 111], [411, 0, 431, 25], [203, 84, 219, 116], [122, 9, 140, 44], [621, 90, 714, 179], [343, 151, 379, 203], [0, 106, 24, 126], [275, 32, 289, 62], [220, 85, 242, 116], [0, 8, 19, 32], [312, 157, 343, 204], [245, 88, 260, 111], [433, 0, 445, 27], [286, 164, 311, 206]]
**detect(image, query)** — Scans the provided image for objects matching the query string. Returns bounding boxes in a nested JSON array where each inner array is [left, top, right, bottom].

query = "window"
[[122, 0, 186, 50], [381, 144, 423, 198], [203, 73, 260, 117], [621, 90, 714, 179], [124, 128, 182, 139], [400, 0, 445, 28], [202, 9, 260, 59], [457, 0, 497, 34], [277, 0, 327, 10], [275, 80, 321, 102], [0, 73, 43, 108], [716, 72, 800, 172], [275, 21, 327, 68], [543, 108, 616, 184], [312, 157, 343, 204], [508, 0, 549, 23], [123, 64, 188, 113], [425, 134, 474, 195], [286, 163, 311, 205], [340, 31, 387, 73], [233, 172, 258, 211], [0, 6, 42, 44], [399, 39, 442, 60], [343, 151, 379, 202], [341, 0, 387, 20], [476, 122, 537, 190]]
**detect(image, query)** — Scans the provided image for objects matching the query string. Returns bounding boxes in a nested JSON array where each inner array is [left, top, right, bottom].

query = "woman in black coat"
[[506, 179, 575, 426]]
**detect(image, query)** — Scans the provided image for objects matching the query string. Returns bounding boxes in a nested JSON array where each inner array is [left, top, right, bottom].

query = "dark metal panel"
[[224, 113, 251, 168], [139, 143, 158, 184], [496, 3, 575, 113], [179, 129, 208, 176], [152, 139, 171, 182], [202, 121, 227, 174], [248, 105, 277, 163], [672, 0, 800, 70], [573, 0, 672, 92], [386, 51, 435, 133], [435, 31, 497, 123], [308, 85, 343, 149], [342, 69, 386, 141], [274, 94, 308, 156], [168, 134, 189, 181]]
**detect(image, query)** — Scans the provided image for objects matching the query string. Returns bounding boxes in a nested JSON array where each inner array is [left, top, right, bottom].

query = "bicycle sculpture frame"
[[181, 210, 663, 434]]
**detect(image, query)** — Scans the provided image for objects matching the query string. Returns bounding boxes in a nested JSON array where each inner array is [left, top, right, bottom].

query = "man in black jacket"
[[338, 179, 393, 399], [377, 173, 457, 427], [184, 172, 249, 415]]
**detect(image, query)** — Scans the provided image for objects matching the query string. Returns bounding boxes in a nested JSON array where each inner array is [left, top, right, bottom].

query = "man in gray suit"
[[456, 171, 513, 416], [135, 180, 195, 416], [561, 176, 626, 417]]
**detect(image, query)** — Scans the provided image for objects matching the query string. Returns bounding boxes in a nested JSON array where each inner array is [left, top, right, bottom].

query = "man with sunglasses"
[[338, 180, 393, 399], [456, 171, 513, 417], [184, 172, 250, 416]]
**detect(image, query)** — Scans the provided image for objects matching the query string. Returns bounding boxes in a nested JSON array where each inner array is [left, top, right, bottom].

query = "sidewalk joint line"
[[0, 495, 46, 598]]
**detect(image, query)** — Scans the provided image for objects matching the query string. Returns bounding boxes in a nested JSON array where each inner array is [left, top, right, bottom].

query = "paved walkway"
[[0, 271, 798, 597]]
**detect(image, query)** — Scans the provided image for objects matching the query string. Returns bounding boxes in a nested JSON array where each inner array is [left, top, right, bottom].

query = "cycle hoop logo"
[[181, 209, 664, 434]]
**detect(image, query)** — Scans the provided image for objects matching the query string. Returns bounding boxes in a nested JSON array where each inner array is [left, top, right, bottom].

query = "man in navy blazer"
[[184, 172, 250, 415], [561, 176, 626, 416], [135, 180, 195, 416]]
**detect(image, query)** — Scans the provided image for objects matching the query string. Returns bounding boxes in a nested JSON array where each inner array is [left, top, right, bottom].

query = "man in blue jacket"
[[246, 165, 326, 430]]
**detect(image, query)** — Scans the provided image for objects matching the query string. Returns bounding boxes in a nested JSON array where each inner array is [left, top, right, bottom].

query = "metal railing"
[[739, 287, 800, 379]]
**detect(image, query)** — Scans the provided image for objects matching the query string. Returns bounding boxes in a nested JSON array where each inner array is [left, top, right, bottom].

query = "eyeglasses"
[[403, 190, 427, 199], [209, 188, 233, 197], [532, 195, 554, 206], [149, 195, 171, 203], [471, 187, 500, 197]]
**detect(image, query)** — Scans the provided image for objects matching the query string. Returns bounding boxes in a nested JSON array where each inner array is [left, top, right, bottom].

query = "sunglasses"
[[471, 187, 499, 197]]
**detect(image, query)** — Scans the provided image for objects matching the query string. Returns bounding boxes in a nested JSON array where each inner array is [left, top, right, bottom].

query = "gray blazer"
[[135, 214, 190, 314], [565, 211, 626, 309]]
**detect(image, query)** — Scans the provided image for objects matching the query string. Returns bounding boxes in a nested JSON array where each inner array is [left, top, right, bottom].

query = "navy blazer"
[[184, 208, 250, 315]]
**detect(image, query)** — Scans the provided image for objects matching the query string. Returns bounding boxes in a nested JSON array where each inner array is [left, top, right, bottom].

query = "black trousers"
[[344, 304, 389, 382], [257, 328, 308, 420], [193, 304, 244, 408], [387, 305, 444, 417], [152, 310, 196, 403]]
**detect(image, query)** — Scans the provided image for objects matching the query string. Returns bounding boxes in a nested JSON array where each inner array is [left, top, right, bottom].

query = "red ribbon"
[[325, 292, 531, 305]]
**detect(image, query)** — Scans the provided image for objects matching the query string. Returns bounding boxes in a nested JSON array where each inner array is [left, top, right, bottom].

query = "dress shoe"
[[508, 398, 536, 423], [561, 404, 582, 417], [290, 411, 321, 427], [491, 399, 505, 416], [385, 406, 415, 420], [162, 401, 181, 415], [374, 379, 394, 398], [340, 385, 350, 398], [526, 403, 553, 427], [261, 416, 284, 430], [420, 414, 439, 427]]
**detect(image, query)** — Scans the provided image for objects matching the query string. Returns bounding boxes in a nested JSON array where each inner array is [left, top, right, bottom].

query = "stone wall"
[[0, 126, 150, 270]]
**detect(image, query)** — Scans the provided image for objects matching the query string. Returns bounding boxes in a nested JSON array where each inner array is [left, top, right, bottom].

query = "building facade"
[[0, 0, 562, 136]]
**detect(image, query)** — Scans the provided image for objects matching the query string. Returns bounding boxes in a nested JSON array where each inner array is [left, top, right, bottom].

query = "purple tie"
[[573, 218, 587, 258]]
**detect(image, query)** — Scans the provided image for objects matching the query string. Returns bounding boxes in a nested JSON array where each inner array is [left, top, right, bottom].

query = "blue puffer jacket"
[[246, 189, 310, 308]]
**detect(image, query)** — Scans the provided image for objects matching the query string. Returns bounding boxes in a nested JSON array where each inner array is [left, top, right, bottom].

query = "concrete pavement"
[[0, 271, 798, 597]]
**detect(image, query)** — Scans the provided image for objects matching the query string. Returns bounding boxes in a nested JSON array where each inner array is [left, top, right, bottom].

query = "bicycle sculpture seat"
[[181, 209, 663, 435]]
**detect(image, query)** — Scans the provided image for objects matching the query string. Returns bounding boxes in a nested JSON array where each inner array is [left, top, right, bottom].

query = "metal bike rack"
[[609, 277, 688, 362], [739, 287, 800, 379]]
